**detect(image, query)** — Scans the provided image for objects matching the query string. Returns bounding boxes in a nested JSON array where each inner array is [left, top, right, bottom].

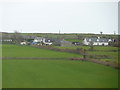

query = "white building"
[[20, 41, 27, 45], [1, 39, 12, 42], [33, 37, 52, 45], [33, 37, 46, 43], [83, 37, 112, 46], [44, 42, 52, 45]]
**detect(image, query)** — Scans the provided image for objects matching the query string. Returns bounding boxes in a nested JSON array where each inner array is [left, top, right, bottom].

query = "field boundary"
[[2, 57, 120, 69], [2, 57, 69, 60], [71, 58, 120, 69]]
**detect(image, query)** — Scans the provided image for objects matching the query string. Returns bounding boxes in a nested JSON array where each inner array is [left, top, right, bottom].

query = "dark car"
[[72, 42, 80, 46]]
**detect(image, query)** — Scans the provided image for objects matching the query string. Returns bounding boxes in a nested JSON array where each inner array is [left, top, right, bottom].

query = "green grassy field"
[[2, 60, 118, 88], [65, 39, 83, 43], [2, 44, 82, 58], [55, 45, 118, 51], [2, 44, 119, 88]]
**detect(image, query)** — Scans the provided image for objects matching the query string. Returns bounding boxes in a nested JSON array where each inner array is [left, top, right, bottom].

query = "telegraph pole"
[[59, 29, 60, 34], [114, 31, 116, 35]]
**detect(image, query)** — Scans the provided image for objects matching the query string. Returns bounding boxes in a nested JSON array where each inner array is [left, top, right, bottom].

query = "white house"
[[83, 37, 112, 46], [33, 37, 46, 43], [44, 42, 52, 45], [20, 41, 27, 45], [32, 37, 52, 45]]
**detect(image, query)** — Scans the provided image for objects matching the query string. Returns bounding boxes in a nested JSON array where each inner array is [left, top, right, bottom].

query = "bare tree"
[[80, 48, 87, 61], [12, 30, 24, 44], [89, 41, 94, 51]]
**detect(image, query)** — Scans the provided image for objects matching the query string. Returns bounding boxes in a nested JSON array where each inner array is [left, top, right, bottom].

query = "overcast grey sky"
[[0, 0, 119, 34]]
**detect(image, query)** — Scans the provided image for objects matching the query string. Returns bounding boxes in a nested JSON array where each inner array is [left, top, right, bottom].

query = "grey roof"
[[99, 38, 108, 42], [86, 38, 98, 42], [34, 37, 45, 40], [86, 38, 109, 42], [61, 40, 72, 44]]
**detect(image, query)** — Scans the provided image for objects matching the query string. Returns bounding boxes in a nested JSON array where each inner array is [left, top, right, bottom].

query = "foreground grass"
[[2, 44, 82, 58], [2, 44, 119, 88], [2, 60, 118, 88]]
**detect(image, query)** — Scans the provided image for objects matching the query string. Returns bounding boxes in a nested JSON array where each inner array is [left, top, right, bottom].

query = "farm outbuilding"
[[60, 40, 73, 47]]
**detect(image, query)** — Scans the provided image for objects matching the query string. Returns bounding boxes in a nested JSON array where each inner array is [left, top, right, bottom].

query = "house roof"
[[85, 37, 110, 42], [86, 38, 98, 42], [34, 37, 45, 40], [60, 40, 72, 44], [99, 38, 108, 42]]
